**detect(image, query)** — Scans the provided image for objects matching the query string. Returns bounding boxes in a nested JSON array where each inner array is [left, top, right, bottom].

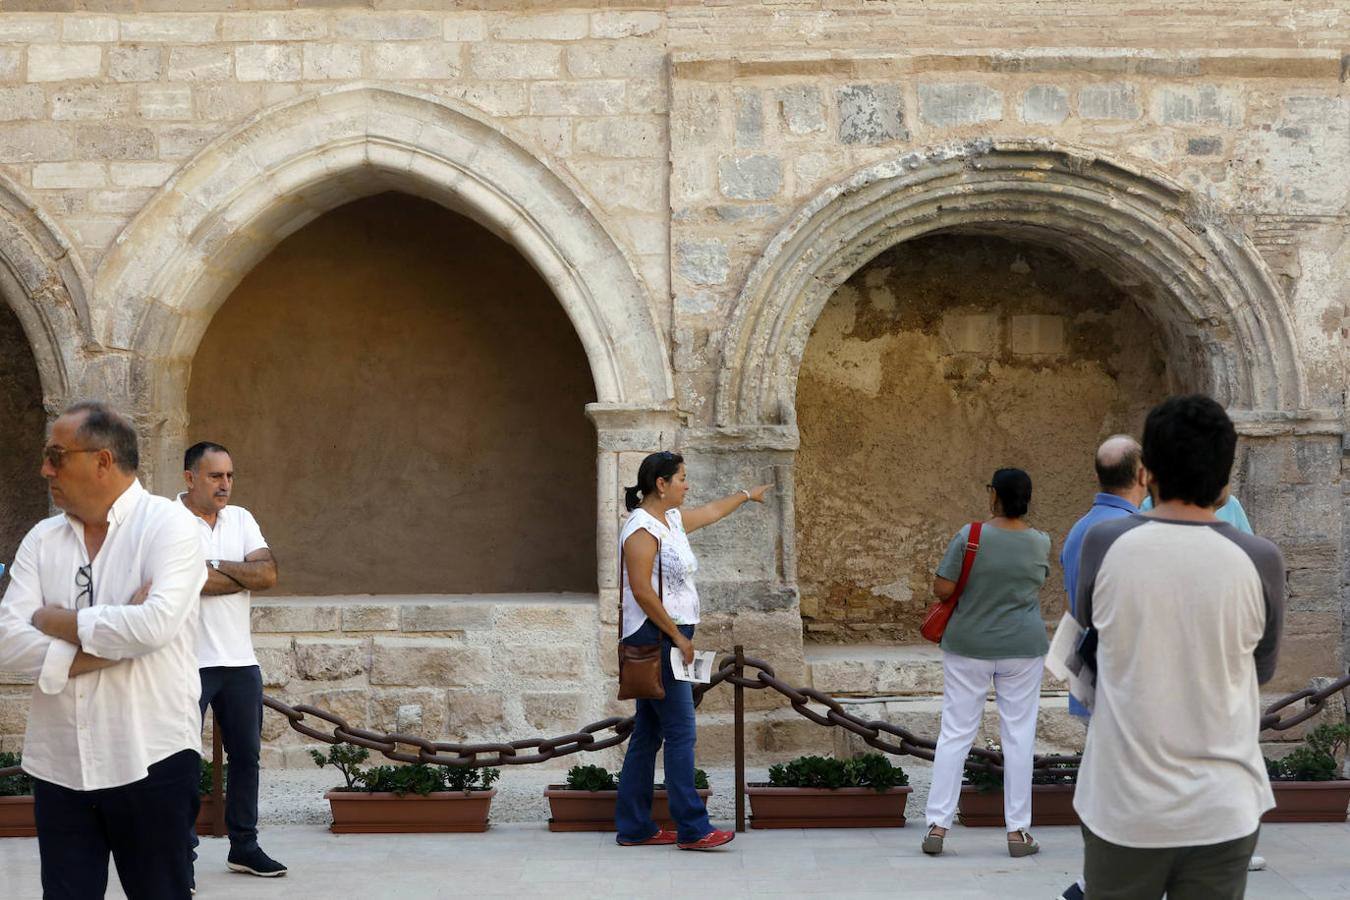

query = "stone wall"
[[0, 301, 47, 570], [0, 3, 1344, 763]]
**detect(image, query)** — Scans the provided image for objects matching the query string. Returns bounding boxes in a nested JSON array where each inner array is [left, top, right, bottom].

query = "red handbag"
[[920, 521, 983, 643]]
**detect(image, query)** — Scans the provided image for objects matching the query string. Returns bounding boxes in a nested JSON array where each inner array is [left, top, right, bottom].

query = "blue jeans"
[[192, 665, 263, 855], [615, 622, 713, 844]]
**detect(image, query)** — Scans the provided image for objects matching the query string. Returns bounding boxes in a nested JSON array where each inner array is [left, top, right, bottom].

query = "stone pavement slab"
[[1, 822, 1346, 898]]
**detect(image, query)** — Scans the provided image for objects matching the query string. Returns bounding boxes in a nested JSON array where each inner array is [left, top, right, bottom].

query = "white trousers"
[[924, 652, 1045, 831]]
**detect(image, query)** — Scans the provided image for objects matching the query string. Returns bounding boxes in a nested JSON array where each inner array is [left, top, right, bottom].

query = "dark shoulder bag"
[[617, 536, 666, 701]]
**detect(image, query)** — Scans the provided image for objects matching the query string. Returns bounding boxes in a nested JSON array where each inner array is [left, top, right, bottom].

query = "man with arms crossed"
[[1073, 395, 1283, 899], [0, 401, 205, 898], [180, 441, 286, 878]]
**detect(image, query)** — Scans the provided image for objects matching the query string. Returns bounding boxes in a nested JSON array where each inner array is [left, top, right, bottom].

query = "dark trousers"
[[1082, 824, 1259, 900], [195, 664, 264, 853], [35, 748, 199, 900]]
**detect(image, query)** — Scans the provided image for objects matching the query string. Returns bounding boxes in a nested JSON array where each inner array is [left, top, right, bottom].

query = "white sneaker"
[[1248, 855, 1267, 871]]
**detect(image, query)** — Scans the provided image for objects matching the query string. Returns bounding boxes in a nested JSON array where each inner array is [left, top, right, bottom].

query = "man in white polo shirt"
[[0, 401, 205, 899], [179, 441, 285, 879]]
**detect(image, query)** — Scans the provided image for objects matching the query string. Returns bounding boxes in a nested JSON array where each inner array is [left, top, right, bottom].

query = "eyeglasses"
[[75, 563, 94, 609], [43, 446, 100, 469]]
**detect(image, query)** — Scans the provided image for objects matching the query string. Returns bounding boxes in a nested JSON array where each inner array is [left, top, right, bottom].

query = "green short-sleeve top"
[[935, 522, 1051, 660]]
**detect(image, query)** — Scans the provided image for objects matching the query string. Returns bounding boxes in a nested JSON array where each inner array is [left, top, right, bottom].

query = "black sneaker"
[[1058, 883, 1085, 900], [226, 845, 287, 877]]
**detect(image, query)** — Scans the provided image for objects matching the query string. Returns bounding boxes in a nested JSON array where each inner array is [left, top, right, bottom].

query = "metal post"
[[211, 710, 225, 837], [734, 644, 746, 833]]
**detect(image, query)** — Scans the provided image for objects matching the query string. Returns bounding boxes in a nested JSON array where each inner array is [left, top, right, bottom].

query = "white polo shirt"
[[178, 496, 268, 669], [0, 480, 206, 791]]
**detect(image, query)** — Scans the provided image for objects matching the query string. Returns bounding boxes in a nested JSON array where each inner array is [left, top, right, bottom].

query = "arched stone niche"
[[717, 140, 1312, 433], [95, 84, 676, 495]]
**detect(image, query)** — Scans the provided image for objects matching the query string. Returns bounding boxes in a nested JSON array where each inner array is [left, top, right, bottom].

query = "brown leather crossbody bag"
[[617, 535, 666, 701]]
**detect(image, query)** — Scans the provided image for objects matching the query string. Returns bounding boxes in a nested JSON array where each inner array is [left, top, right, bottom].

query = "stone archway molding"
[[716, 139, 1312, 430], [0, 172, 92, 412], [95, 83, 674, 417]]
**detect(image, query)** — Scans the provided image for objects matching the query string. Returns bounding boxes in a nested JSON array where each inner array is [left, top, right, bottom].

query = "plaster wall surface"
[[0, 303, 47, 569]]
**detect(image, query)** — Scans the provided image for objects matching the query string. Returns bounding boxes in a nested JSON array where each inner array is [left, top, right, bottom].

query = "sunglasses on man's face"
[[43, 446, 99, 469]]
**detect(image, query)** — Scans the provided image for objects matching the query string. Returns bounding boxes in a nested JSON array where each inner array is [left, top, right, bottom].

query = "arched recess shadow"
[[95, 84, 674, 476], [0, 173, 91, 413], [716, 140, 1309, 431]]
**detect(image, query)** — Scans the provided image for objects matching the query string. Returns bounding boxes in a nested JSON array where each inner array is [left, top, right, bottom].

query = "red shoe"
[[678, 829, 735, 851], [617, 828, 677, 846]]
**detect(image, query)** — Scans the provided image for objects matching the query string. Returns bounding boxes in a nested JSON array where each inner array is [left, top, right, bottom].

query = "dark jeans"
[[1082, 824, 1259, 900], [615, 621, 713, 844], [35, 748, 199, 900], [195, 665, 263, 853]]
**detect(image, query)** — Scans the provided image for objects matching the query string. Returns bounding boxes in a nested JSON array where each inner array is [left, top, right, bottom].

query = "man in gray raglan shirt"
[[1072, 395, 1284, 900]]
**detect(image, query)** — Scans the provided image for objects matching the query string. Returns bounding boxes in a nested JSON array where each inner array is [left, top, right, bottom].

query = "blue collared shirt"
[[1060, 493, 1139, 718]]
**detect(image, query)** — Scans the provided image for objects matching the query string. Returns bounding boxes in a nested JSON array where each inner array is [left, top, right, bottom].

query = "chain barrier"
[[1, 660, 1345, 782]]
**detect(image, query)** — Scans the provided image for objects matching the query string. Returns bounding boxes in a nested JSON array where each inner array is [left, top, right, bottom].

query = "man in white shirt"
[[179, 441, 285, 879], [1073, 395, 1284, 899], [0, 401, 205, 899]]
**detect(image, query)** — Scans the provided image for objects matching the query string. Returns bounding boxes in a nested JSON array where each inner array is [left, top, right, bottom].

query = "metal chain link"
[[1, 661, 1345, 781]]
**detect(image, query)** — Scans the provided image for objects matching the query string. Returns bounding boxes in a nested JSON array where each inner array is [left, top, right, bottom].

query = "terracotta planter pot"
[[747, 785, 912, 829], [0, 795, 35, 837], [195, 794, 224, 836], [1263, 781, 1350, 823], [543, 786, 713, 832], [324, 789, 496, 833], [958, 784, 1080, 827]]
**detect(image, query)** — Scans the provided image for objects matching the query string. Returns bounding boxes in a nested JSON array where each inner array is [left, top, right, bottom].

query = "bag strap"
[[947, 521, 983, 607], [618, 518, 663, 644]]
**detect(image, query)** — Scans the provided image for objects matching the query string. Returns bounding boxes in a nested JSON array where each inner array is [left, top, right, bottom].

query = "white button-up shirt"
[[177, 495, 267, 668], [0, 480, 206, 791]]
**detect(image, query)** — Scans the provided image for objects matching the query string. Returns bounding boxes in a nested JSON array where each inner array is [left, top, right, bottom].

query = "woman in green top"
[[921, 468, 1050, 859]]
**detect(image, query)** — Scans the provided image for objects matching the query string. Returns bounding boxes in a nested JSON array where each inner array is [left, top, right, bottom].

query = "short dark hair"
[[1142, 395, 1235, 508], [64, 401, 139, 473], [625, 451, 684, 512], [991, 468, 1032, 518], [185, 441, 231, 472], [1095, 438, 1142, 492]]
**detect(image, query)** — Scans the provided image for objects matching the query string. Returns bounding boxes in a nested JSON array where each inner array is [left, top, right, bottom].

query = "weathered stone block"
[[0, 693, 29, 734], [566, 42, 663, 78], [1078, 83, 1140, 120], [52, 85, 132, 121], [591, 12, 663, 39], [370, 43, 462, 80], [109, 46, 162, 83], [572, 117, 660, 160], [495, 605, 588, 633], [1021, 84, 1068, 124], [1152, 85, 1242, 127], [675, 238, 729, 286], [370, 638, 490, 687], [221, 13, 327, 42], [109, 161, 176, 188], [777, 85, 825, 135], [298, 688, 369, 730], [62, 16, 118, 42], [0, 668, 35, 686], [837, 84, 906, 145], [493, 13, 588, 41], [572, 160, 664, 213], [302, 44, 362, 81], [446, 689, 508, 737], [28, 45, 101, 82], [918, 83, 1003, 127], [1186, 136, 1223, 156], [530, 81, 625, 116], [252, 637, 295, 688], [371, 687, 447, 739], [294, 638, 367, 681], [76, 125, 156, 161], [251, 604, 340, 634], [167, 46, 232, 82], [138, 85, 192, 121], [522, 691, 586, 731], [1009, 315, 1066, 355], [941, 312, 1000, 354], [442, 14, 486, 42], [333, 12, 439, 42], [341, 604, 399, 632], [120, 15, 217, 43], [718, 154, 781, 201], [672, 84, 720, 147], [470, 43, 561, 80], [32, 162, 105, 190], [0, 15, 58, 42], [400, 603, 493, 633], [235, 44, 302, 83], [0, 85, 44, 121], [501, 646, 587, 681]]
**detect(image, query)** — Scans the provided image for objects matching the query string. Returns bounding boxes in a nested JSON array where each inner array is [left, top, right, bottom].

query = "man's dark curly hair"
[[1142, 395, 1236, 508]]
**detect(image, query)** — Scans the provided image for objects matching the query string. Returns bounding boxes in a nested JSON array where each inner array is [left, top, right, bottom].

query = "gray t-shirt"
[[1072, 514, 1285, 847], [936, 523, 1051, 660]]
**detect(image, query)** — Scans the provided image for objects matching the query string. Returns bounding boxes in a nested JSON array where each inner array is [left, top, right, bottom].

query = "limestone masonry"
[[0, 2, 1346, 767]]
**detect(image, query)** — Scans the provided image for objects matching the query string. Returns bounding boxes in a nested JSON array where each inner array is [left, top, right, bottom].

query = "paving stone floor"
[[2, 820, 1347, 898]]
